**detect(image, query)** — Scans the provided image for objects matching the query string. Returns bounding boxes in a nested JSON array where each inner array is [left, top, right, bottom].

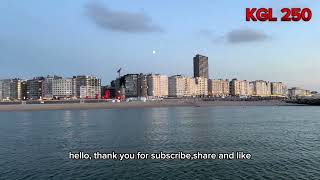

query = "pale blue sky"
[[0, 0, 319, 90]]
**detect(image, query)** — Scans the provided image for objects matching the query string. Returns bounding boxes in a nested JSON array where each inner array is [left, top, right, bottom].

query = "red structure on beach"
[[103, 89, 111, 99]]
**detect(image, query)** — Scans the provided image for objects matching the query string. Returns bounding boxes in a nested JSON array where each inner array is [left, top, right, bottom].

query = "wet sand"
[[0, 100, 299, 112]]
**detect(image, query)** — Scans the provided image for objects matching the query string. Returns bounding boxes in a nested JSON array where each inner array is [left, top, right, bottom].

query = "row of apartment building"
[[111, 74, 296, 98], [0, 76, 101, 101], [111, 74, 169, 98], [111, 74, 209, 98], [209, 79, 314, 98], [210, 79, 287, 97], [288, 87, 312, 97], [168, 75, 208, 97], [0, 74, 312, 101]]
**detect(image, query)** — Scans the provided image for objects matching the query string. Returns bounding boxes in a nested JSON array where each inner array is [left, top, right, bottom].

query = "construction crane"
[[117, 68, 122, 78]]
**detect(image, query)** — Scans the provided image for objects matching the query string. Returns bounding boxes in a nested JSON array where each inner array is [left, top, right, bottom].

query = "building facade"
[[9, 79, 23, 100], [42, 75, 62, 99], [27, 77, 45, 100], [147, 74, 168, 97], [120, 73, 151, 98], [230, 79, 240, 96], [168, 75, 208, 97], [168, 75, 186, 97], [123, 74, 139, 97], [241, 80, 251, 96], [80, 86, 101, 99], [0, 80, 2, 100], [137, 74, 148, 97], [195, 77, 208, 97], [288, 87, 311, 98], [0, 79, 11, 100], [0, 79, 26, 101], [184, 77, 196, 97], [208, 79, 230, 97], [21, 81, 27, 100], [193, 54, 209, 79], [230, 79, 250, 96], [72, 76, 101, 99], [250, 80, 271, 97], [52, 78, 73, 98], [271, 82, 287, 96]]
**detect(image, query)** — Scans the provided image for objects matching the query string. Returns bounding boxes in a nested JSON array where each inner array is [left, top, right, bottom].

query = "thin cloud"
[[198, 29, 223, 43], [198, 29, 215, 37], [85, 2, 163, 33], [226, 29, 269, 44]]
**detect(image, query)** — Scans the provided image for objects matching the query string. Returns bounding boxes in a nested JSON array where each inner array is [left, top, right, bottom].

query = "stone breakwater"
[[287, 98, 320, 105]]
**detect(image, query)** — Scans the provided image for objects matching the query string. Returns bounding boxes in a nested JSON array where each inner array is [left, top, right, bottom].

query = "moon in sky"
[[152, 50, 156, 54]]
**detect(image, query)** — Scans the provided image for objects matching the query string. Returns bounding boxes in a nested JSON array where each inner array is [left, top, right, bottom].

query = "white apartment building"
[[52, 78, 73, 98], [147, 74, 168, 97]]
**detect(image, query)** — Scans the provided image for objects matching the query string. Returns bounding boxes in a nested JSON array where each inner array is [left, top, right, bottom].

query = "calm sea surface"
[[1, 106, 320, 179]]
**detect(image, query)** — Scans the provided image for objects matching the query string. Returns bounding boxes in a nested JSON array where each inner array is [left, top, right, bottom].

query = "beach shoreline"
[[0, 100, 301, 112]]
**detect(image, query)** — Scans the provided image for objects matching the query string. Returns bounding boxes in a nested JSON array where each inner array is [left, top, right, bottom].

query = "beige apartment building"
[[209, 79, 229, 97], [195, 77, 208, 97], [80, 86, 101, 99], [230, 79, 251, 96], [288, 87, 311, 98], [240, 80, 251, 96], [230, 79, 240, 96], [169, 76, 208, 97], [169, 75, 186, 97], [184, 77, 196, 97], [271, 82, 287, 96], [147, 74, 168, 97], [250, 80, 271, 96]]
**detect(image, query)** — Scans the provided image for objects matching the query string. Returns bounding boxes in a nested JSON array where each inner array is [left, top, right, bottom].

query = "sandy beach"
[[0, 100, 299, 112]]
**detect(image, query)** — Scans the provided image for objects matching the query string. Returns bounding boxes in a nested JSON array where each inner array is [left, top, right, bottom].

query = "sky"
[[0, 0, 319, 90]]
